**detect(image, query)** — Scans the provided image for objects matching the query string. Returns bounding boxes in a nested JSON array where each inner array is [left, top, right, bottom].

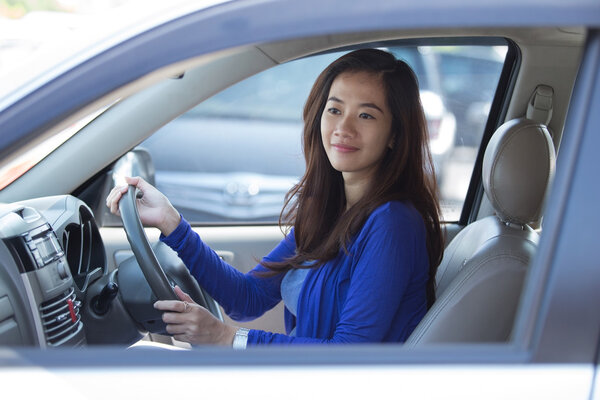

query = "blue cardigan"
[[160, 201, 429, 345]]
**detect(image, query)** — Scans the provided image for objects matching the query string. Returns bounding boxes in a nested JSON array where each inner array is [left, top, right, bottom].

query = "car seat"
[[406, 118, 556, 345]]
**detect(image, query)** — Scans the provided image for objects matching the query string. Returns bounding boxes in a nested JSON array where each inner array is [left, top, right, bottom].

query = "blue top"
[[160, 201, 429, 345], [281, 267, 311, 318]]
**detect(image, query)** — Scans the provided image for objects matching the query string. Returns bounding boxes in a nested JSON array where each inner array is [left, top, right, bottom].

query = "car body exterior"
[[0, 0, 599, 398]]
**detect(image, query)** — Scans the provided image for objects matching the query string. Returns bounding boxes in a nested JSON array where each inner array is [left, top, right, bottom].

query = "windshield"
[[0, 0, 227, 101], [0, 0, 228, 189]]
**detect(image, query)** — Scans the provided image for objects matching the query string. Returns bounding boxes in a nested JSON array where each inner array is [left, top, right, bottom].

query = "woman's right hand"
[[105, 176, 181, 236]]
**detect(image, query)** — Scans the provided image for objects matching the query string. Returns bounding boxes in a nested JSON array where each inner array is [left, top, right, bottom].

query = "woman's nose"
[[333, 115, 355, 137]]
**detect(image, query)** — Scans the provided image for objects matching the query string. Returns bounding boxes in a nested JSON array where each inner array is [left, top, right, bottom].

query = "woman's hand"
[[154, 286, 238, 346], [105, 176, 181, 236]]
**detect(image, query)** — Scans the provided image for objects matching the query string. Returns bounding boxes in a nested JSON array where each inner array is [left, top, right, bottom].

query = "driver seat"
[[406, 118, 556, 345]]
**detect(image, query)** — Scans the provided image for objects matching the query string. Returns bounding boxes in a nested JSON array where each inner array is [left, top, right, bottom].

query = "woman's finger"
[[162, 313, 194, 331], [107, 192, 119, 214], [126, 176, 141, 187], [174, 285, 194, 303], [105, 184, 129, 214], [154, 299, 185, 313], [105, 187, 118, 208], [161, 311, 187, 324], [165, 324, 189, 336], [109, 191, 123, 214]]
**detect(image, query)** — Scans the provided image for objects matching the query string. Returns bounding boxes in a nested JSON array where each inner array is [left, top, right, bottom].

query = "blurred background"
[[0, 0, 196, 98]]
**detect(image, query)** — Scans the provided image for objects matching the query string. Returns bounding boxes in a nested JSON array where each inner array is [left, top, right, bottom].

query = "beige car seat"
[[406, 118, 556, 345]]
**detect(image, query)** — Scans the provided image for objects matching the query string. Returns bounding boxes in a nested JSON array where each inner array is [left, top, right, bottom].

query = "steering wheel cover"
[[118, 185, 178, 300]]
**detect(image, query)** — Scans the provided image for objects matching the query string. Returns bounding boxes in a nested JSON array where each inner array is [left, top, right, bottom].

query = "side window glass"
[[418, 45, 507, 220], [141, 44, 507, 224]]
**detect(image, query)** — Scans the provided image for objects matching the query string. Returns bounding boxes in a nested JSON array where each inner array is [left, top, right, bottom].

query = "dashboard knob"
[[57, 261, 69, 280]]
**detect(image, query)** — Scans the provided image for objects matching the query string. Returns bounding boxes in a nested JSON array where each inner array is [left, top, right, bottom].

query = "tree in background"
[[0, 0, 129, 18], [0, 0, 71, 18]]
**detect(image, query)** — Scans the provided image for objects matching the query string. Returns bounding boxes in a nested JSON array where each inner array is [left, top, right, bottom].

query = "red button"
[[67, 298, 77, 323]]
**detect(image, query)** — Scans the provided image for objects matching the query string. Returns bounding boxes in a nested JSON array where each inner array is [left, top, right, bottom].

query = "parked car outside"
[[433, 45, 506, 147]]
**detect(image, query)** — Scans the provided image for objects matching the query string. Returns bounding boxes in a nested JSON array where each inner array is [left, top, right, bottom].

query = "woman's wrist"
[[159, 207, 181, 237], [220, 324, 240, 347]]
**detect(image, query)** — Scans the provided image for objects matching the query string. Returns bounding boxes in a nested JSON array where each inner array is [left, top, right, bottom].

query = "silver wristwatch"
[[232, 327, 250, 350]]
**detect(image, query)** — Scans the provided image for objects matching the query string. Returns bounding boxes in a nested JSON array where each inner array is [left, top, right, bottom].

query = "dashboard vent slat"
[[39, 287, 83, 346]]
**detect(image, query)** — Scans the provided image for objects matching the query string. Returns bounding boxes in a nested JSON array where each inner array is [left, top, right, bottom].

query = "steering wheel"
[[118, 185, 179, 301], [117, 185, 222, 322]]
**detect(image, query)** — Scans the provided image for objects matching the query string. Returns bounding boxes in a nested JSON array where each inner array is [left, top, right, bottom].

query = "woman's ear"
[[388, 137, 395, 149]]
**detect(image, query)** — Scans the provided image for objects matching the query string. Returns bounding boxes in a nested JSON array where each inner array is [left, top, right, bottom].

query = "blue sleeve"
[[247, 203, 426, 345], [160, 217, 295, 321]]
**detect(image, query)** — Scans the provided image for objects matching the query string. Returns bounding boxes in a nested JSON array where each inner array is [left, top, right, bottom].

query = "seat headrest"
[[482, 118, 556, 225]]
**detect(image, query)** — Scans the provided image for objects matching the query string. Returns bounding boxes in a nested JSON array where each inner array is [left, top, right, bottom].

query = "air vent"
[[39, 287, 82, 346], [63, 224, 83, 286], [62, 206, 106, 290]]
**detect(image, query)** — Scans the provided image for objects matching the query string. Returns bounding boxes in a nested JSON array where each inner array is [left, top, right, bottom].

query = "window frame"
[[68, 33, 599, 367]]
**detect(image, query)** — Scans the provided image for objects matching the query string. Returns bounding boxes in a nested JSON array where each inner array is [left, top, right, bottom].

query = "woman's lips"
[[332, 143, 359, 153]]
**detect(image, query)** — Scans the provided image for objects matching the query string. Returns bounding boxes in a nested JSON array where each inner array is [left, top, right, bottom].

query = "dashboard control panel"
[[0, 204, 85, 347]]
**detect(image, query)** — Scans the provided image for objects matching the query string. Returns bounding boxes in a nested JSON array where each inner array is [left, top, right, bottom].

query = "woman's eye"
[[359, 113, 375, 120], [328, 108, 341, 115]]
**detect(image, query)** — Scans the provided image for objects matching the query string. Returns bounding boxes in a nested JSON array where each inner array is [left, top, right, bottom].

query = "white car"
[[0, 0, 598, 398]]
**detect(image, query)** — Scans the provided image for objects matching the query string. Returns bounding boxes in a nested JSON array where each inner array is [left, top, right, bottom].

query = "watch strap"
[[232, 327, 250, 350]]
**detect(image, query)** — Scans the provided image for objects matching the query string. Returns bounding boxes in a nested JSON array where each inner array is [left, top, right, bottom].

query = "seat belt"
[[525, 84, 555, 231]]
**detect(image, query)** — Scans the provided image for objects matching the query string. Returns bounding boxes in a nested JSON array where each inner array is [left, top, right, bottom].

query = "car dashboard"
[[0, 195, 105, 348]]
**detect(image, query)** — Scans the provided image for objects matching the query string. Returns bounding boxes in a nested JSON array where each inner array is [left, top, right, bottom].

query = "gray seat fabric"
[[406, 118, 555, 345]]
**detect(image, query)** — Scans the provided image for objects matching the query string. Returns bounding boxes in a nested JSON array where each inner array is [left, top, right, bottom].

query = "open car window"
[[140, 43, 508, 224]]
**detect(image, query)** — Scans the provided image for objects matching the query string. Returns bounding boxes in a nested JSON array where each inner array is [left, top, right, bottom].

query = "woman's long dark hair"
[[263, 49, 444, 307]]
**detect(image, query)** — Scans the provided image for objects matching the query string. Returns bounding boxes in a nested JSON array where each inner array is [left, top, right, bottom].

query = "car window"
[[141, 44, 507, 224]]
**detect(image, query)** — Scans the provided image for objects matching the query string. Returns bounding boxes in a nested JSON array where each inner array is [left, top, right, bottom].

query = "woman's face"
[[320, 71, 393, 184]]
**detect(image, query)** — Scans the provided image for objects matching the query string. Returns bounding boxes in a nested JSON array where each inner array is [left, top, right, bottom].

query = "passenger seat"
[[406, 118, 556, 345]]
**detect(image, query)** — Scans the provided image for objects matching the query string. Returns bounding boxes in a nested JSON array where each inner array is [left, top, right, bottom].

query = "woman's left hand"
[[154, 286, 238, 346]]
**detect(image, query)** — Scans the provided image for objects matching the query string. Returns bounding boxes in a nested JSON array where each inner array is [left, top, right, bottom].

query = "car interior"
[[0, 25, 585, 349]]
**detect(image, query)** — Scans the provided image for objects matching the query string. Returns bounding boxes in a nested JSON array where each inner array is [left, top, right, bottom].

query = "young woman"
[[107, 49, 443, 348]]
